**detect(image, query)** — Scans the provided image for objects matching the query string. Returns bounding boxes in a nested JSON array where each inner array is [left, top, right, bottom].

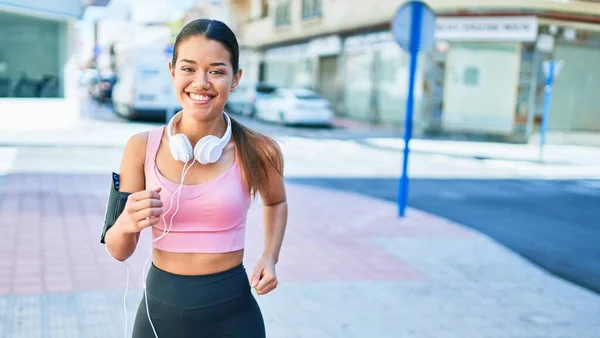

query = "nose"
[[193, 73, 210, 89]]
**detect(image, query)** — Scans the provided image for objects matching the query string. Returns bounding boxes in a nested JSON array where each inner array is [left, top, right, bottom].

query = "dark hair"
[[173, 18, 283, 197], [172, 18, 239, 73]]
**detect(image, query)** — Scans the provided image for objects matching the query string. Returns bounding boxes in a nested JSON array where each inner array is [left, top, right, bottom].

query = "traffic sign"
[[391, 1, 436, 53], [391, 1, 436, 217], [543, 60, 564, 79], [540, 59, 565, 161]]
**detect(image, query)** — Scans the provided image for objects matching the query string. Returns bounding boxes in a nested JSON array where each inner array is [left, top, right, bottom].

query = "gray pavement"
[[0, 98, 599, 338], [0, 176, 599, 338]]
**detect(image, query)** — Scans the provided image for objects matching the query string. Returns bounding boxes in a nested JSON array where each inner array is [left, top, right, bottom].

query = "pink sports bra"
[[144, 126, 252, 253]]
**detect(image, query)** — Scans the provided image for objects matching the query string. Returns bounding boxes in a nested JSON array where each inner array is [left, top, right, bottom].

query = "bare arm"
[[104, 132, 151, 261], [259, 142, 287, 264], [250, 140, 287, 295]]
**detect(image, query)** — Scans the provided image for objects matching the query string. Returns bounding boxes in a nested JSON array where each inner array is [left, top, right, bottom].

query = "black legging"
[[132, 263, 265, 338]]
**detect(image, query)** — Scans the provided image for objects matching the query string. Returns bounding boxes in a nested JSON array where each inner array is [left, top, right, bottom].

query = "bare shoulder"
[[123, 131, 150, 162], [118, 131, 150, 193]]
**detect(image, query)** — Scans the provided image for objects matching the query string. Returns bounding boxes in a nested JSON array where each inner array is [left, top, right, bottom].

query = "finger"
[[251, 266, 263, 288], [257, 280, 278, 295], [130, 198, 163, 212], [130, 189, 161, 202], [255, 274, 274, 292], [135, 216, 161, 230], [133, 207, 163, 221]]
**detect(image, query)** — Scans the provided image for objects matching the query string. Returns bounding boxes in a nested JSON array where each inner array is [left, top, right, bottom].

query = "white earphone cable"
[[104, 245, 130, 338], [143, 159, 195, 338]]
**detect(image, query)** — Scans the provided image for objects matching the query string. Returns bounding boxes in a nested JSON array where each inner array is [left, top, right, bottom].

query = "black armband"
[[100, 172, 131, 244]]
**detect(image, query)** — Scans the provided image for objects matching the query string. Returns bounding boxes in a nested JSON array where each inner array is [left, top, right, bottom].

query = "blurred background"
[[0, 0, 599, 337]]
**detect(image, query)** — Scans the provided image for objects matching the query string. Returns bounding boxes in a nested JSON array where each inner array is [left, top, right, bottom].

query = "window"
[[275, 0, 291, 26], [464, 66, 480, 86], [260, 0, 269, 18], [302, 0, 322, 19]]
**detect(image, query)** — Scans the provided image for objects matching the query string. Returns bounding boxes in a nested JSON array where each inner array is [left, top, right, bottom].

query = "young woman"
[[103, 18, 287, 338]]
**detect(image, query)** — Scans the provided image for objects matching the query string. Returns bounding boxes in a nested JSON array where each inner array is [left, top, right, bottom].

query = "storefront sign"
[[435, 16, 538, 42], [265, 43, 309, 61], [344, 31, 394, 53], [307, 35, 342, 56]]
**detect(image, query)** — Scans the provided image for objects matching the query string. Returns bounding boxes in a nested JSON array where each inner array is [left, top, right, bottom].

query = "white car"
[[226, 82, 277, 117], [111, 61, 181, 122], [254, 88, 334, 126]]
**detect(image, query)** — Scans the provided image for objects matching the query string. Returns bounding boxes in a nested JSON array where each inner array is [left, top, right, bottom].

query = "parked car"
[[254, 88, 334, 126], [111, 63, 181, 122], [90, 71, 117, 102], [226, 82, 277, 117]]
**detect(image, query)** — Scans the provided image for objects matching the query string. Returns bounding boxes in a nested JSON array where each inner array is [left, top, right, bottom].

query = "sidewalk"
[[0, 170, 598, 337], [360, 137, 600, 166]]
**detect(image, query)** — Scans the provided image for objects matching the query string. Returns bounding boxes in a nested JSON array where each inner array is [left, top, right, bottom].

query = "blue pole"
[[398, 2, 423, 217], [540, 60, 555, 160]]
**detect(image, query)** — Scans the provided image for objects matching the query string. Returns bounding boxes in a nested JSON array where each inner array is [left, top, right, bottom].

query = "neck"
[[175, 111, 226, 146]]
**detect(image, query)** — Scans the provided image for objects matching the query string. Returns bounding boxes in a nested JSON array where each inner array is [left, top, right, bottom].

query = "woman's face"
[[169, 35, 241, 120]]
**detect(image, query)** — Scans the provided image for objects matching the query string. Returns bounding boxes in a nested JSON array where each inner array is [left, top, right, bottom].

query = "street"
[[4, 1, 600, 336], [76, 100, 600, 295], [0, 99, 599, 337], [290, 177, 600, 294]]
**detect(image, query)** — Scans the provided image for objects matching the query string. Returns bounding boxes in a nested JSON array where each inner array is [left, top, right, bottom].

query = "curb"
[[354, 139, 573, 166]]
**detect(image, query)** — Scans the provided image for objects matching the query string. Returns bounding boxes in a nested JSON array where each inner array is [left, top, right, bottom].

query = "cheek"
[[214, 78, 233, 94]]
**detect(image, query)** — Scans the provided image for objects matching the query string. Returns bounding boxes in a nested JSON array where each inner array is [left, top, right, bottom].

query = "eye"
[[210, 70, 225, 75], [182, 67, 194, 73]]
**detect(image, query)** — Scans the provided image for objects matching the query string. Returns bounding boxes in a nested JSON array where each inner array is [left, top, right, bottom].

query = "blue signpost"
[[391, 1, 435, 217], [540, 59, 564, 160]]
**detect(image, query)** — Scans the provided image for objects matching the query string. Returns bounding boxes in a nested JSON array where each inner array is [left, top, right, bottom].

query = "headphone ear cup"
[[207, 145, 224, 164], [194, 136, 221, 164], [170, 134, 193, 163]]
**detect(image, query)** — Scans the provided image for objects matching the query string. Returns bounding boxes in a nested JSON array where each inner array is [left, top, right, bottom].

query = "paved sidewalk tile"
[[0, 172, 599, 338]]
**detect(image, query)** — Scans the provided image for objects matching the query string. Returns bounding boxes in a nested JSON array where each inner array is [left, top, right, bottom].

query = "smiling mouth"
[[187, 92, 214, 104]]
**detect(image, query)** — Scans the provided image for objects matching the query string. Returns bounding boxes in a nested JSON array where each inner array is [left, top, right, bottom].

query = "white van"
[[111, 52, 181, 122]]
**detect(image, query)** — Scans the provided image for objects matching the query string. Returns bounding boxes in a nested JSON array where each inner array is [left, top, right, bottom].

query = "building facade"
[[0, 0, 96, 99], [236, 0, 600, 142]]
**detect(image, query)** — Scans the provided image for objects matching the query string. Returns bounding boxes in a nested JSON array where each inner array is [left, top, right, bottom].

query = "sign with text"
[[435, 16, 538, 42]]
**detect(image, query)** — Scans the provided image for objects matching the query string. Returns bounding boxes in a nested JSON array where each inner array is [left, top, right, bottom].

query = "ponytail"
[[230, 117, 283, 197]]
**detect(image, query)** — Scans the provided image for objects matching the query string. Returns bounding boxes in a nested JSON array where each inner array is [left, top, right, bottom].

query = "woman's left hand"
[[250, 256, 278, 296]]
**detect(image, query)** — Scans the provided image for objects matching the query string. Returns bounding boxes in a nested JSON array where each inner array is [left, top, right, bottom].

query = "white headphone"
[[167, 111, 232, 164]]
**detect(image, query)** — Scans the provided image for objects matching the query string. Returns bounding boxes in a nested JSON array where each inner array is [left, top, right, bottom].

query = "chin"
[[184, 106, 224, 121]]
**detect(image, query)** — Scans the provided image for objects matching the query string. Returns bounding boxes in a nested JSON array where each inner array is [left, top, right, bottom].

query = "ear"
[[168, 62, 175, 80], [230, 68, 243, 92]]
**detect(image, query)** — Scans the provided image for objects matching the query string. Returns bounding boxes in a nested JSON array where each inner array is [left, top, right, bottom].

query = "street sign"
[[540, 60, 565, 161], [391, 1, 436, 217], [543, 60, 564, 78], [391, 1, 436, 53]]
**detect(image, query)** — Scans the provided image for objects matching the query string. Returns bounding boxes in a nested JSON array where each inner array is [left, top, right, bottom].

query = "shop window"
[[275, 0, 291, 26], [464, 66, 480, 86], [302, 0, 322, 19]]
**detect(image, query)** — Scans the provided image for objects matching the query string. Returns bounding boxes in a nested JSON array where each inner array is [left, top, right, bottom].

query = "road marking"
[[0, 147, 17, 175]]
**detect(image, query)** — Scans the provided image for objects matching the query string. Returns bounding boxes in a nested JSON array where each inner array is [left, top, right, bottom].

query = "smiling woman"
[[102, 18, 288, 338]]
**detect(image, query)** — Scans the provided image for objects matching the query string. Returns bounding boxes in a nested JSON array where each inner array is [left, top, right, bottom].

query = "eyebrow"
[[180, 59, 228, 67]]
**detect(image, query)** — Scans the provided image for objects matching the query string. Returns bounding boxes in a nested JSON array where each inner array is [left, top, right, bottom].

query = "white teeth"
[[189, 93, 211, 101]]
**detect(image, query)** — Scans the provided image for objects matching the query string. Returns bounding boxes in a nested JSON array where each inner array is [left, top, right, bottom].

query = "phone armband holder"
[[100, 172, 131, 244]]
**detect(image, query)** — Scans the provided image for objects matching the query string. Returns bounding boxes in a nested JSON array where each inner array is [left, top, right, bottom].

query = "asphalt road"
[[288, 177, 600, 295]]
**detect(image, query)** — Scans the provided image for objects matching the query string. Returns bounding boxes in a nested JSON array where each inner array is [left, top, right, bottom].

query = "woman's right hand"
[[116, 187, 163, 234]]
